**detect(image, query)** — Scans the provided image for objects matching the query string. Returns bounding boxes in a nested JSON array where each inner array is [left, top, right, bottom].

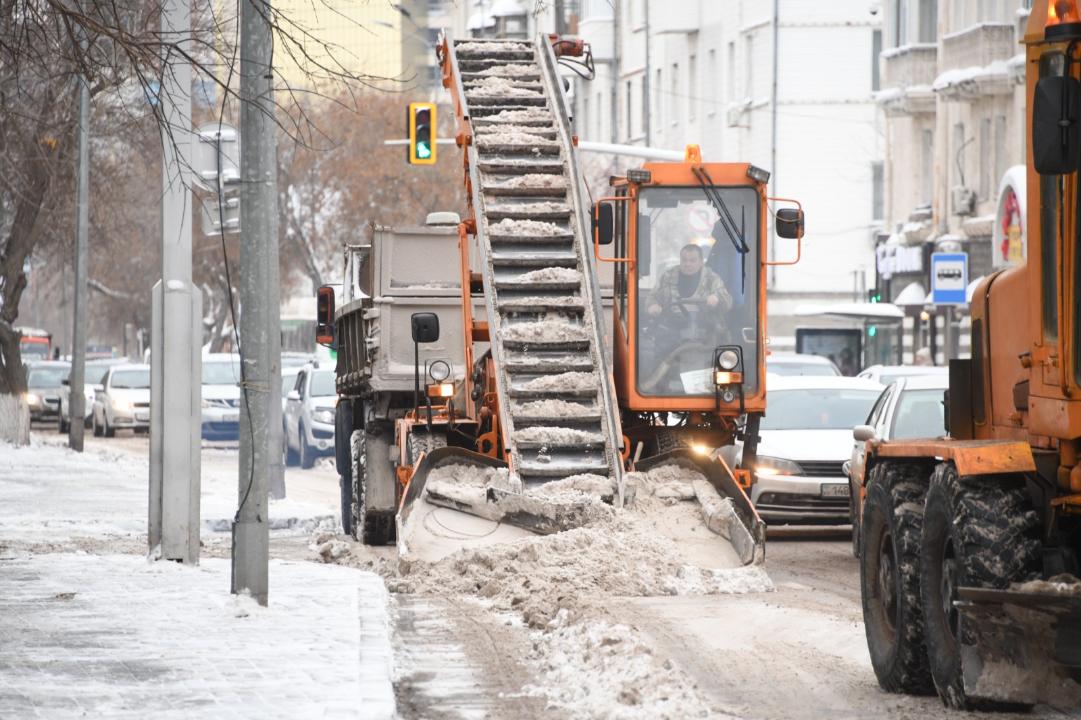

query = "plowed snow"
[[456, 41, 531, 54], [501, 320, 587, 343], [519, 371, 597, 392], [476, 64, 539, 77], [476, 130, 558, 147], [487, 173, 567, 189], [515, 398, 594, 416], [489, 218, 567, 236], [514, 427, 604, 445], [512, 267, 582, 283]]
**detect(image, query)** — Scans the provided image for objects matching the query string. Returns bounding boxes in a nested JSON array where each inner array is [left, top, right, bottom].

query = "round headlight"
[[429, 359, 451, 383], [718, 350, 739, 370]]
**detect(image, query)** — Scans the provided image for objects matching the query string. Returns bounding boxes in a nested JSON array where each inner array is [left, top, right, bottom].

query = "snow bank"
[[501, 319, 587, 343], [489, 218, 567, 236], [519, 371, 597, 393]]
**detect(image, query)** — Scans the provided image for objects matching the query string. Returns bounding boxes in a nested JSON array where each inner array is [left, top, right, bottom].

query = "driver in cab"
[[646, 243, 733, 320]]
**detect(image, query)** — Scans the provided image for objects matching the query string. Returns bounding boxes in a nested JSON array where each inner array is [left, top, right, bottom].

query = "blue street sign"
[[931, 252, 968, 305]]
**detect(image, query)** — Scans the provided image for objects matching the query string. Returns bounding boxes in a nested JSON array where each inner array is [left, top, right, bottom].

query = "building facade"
[[876, 0, 1032, 363]]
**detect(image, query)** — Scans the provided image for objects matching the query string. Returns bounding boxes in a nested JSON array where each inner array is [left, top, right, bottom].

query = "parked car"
[[25, 361, 70, 421], [283, 364, 337, 469], [856, 363, 948, 386], [201, 353, 241, 440], [740, 375, 883, 524], [58, 358, 127, 433], [91, 364, 151, 436], [766, 352, 842, 377], [845, 373, 950, 555], [281, 367, 301, 413]]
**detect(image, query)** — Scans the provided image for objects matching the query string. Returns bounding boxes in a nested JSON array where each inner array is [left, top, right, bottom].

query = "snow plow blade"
[[955, 586, 1081, 706], [636, 451, 766, 566], [396, 446, 607, 561]]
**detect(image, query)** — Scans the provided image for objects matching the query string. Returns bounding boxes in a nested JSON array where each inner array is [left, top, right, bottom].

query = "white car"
[[91, 364, 151, 436], [766, 352, 841, 377], [283, 365, 337, 469], [846, 373, 950, 555], [58, 359, 126, 433], [743, 375, 883, 524], [856, 364, 948, 386], [201, 354, 242, 441]]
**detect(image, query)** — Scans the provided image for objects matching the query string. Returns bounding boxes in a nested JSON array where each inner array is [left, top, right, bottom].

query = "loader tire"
[[334, 399, 354, 477], [352, 425, 396, 546], [860, 461, 935, 696], [920, 465, 1041, 710]]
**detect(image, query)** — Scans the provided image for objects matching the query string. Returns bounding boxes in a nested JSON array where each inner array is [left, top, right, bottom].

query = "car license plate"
[[224, 413, 239, 423], [135, 411, 149, 421], [821, 483, 850, 498]]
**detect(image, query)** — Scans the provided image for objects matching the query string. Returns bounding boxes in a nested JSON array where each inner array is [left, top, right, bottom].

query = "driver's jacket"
[[647, 267, 733, 321]]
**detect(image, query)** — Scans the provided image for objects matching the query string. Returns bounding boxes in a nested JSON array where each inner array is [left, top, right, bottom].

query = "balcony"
[[876, 44, 937, 117], [940, 23, 1015, 69]]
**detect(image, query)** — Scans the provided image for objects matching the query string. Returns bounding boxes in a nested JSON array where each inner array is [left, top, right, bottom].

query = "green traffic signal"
[[408, 102, 437, 165], [868, 325, 878, 338], [417, 140, 432, 159]]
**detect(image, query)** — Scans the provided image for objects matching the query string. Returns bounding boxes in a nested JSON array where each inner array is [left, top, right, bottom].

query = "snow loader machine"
[[317, 33, 805, 565], [852, 4, 1081, 710]]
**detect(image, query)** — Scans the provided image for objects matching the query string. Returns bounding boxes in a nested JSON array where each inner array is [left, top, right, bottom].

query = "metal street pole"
[[149, 0, 202, 565], [769, 0, 780, 289], [232, 0, 280, 606], [69, 55, 89, 452]]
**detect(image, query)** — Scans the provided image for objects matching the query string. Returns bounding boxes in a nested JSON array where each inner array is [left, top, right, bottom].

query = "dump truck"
[[317, 34, 805, 564], [852, 3, 1081, 709]]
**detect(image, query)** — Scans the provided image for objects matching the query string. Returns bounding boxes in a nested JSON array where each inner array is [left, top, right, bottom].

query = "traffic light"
[[867, 325, 878, 338], [407, 102, 436, 165], [867, 288, 882, 304]]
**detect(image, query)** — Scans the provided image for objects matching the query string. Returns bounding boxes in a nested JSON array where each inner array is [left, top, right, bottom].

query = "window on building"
[[744, 34, 754, 99], [994, 114, 1007, 191], [688, 54, 697, 121], [921, 129, 933, 206], [979, 117, 991, 200], [872, 30, 882, 91], [727, 42, 736, 102], [872, 161, 884, 220], [894, 0, 909, 46], [918, 0, 937, 43], [671, 62, 679, 127], [708, 49, 717, 115]]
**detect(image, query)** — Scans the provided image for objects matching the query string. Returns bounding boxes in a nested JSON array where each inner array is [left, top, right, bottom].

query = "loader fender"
[[636, 450, 766, 565], [867, 438, 1035, 478]]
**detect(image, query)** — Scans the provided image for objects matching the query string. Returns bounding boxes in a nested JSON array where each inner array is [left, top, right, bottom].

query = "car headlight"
[[753, 455, 803, 477], [112, 398, 133, 412], [24, 392, 40, 405], [313, 409, 335, 424]]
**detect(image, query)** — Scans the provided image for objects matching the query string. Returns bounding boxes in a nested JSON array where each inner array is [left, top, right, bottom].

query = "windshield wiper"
[[691, 165, 749, 294]]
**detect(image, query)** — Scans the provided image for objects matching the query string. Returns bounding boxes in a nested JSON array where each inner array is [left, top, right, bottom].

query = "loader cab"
[[596, 153, 787, 419]]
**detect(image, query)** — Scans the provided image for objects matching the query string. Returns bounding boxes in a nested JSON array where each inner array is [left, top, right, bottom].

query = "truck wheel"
[[335, 399, 354, 476], [850, 487, 861, 559], [352, 425, 397, 546], [93, 413, 102, 437], [860, 461, 935, 695], [103, 414, 115, 438], [299, 423, 314, 469], [920, 465, 1041, 710], [339, 440, 354, 536]]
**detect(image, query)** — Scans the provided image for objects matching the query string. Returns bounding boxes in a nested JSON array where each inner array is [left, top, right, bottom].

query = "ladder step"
[[498, 296, 584, 312], [490, 252, 577, 267]]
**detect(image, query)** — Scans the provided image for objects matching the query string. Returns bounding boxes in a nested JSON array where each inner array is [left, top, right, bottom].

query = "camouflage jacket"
[[647, 267, 733, 314]]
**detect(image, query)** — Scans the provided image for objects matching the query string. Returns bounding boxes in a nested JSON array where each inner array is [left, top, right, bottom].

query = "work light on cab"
[[1046, 0, 1081, 39]]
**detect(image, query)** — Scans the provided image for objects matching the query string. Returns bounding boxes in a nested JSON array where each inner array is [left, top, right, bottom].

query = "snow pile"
[[533, 473, 614, 498], [501, 319, 587, 343], [515, 398, 594, 417], [476, 129, 559, 148], [525, 612, 716, 719], [426, 462, 514, 489], [503, 296, 582, 308], [489, 218, 567, 236], [1014, 574, 1081, 595], [466, 76, 544, 98], [485, 108, 552, 123], [456, 41, 530, 54], [512, 266, 582, 283], [488, 200, 571, 215], [477, 64, 539, 77], [515, 426, 603, 445], [626, 463, 706, 502], [520, 371, 597, 393], [487, 173, 567, 189]]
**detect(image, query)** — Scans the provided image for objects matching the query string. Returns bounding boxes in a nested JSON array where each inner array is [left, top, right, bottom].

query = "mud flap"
[[636, 451, 766, 566], [396, 447, 605, 559], [956, 586, 1081, 706]]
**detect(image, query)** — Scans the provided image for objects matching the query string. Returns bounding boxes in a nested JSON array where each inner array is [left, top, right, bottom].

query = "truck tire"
[[850, 488, 861, 559], [352, 424, 397, 546], [334, 399, 354, 476], [860, 461, 935, 696], [919, 465, 1041, 710]]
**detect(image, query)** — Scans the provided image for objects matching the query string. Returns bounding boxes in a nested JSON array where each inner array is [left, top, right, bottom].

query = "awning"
[[894, 281, 928, 307], [795, 302, 905, 320]]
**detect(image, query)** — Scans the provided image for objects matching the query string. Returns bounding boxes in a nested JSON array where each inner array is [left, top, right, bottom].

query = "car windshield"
[[761, 388, 880, 430], [203, 360, 241, 385], [21, 343, 49, 360], [28, 367, 68, 388], [88, 365, 112, 385], [111, 369, 150, 389], [891, 388, 946, 440], [310, 371, 336, 397], [635, 185, 759, 397], [767, 362, 840, 377]]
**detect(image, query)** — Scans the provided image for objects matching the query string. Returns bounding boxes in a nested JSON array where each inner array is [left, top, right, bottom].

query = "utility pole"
[[68, 48, 89, 452], [232, 0, 280, 606], [149, 0, 202, 565]]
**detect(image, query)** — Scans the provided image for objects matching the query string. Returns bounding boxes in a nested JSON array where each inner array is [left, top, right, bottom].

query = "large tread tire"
[[860, 461, 936, 696], [920, 465, 1041, 710], [850, 486, 861, 559], [334, 399, 354, 477], [352, 425, 397, 546]]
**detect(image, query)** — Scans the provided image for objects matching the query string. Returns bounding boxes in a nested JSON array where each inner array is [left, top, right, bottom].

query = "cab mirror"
[[316, 285, 335, 346], [593, 203, 614, 246], [853, 424, 876, 442], [1033, 75, 1081, 175], [61, 378, 70, 386], [287, 390, 300, 402], [411, 312, 439, 344], [775, 208, 804, 240]]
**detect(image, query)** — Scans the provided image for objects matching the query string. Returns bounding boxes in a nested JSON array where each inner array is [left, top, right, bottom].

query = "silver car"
[[58, 359, 126, 433], [25, 361, 70, 422], [846, 373, 950, 555], [283, 365, 337, 469], [92, 364, 151, 436]]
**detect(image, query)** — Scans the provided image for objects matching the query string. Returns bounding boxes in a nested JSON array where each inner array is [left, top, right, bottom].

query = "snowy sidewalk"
[[0, 437, 396, 719]]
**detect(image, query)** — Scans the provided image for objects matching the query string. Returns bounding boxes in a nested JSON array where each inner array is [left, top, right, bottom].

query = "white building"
[[574, 0, 885, 351]]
